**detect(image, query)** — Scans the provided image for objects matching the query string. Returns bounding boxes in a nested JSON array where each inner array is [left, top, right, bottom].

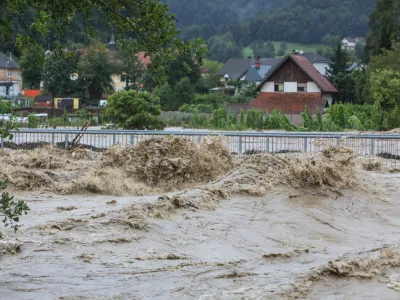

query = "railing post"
[[0, 136, 3, 149], [239, 136, 242, 154], [370, 138, 375, 155], [336, 137, 340, 146], [303, 137, 308, 153], [130, 134, 134, 145], [266, 136, 269, 152], [64, 133, 68, 150], [197, 135, 201, 143], [52, 132, 55, 145], [113, 134, 116, 145]]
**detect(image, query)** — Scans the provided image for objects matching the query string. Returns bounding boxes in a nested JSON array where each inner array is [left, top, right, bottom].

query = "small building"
[[54, 98, 80, 109], [34, 95, 53, 108], [214, 53, 331, 93], [0, 52, 22, 97], [226, 53, 338, 123], [342, 37, 365, 50], [302, 52, 330, 76]]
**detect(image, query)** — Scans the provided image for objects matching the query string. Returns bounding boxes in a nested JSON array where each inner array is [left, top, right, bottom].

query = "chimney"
[[255, 56, 261, 69]]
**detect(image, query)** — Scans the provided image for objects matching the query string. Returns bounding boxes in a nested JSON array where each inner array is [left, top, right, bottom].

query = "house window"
[[120, 74, 126, 82], [274, 83, 284, 92], [7, 71, 12, 77], [297, 83, 307, 92]]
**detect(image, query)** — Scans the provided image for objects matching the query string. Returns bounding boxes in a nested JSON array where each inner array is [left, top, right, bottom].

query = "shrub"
[[106, 90, 165, 130], [27, 114, 39, 128], [179, 103, 214, 113]]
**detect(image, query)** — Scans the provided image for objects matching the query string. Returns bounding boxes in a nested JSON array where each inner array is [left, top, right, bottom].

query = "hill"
[[0, 0, 376, 62], [165, 0, 376, 61]]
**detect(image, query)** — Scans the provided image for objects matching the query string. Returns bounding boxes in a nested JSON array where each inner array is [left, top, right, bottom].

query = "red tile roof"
[[290, 54, 337, 93], [257, 54, 338, 93], [251, 92, 326, 114], [137, 52, 151, 67]]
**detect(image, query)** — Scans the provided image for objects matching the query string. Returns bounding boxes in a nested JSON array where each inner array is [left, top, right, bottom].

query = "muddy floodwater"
[[0, 139, 400, 299], [0, 171, 399, 299]]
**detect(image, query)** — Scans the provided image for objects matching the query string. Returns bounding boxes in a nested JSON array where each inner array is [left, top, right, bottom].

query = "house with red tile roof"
[[226, 53, 338, 123]]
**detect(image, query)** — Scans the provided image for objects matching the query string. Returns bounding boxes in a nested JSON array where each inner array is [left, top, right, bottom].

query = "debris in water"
[[56, 206, 78, 211]]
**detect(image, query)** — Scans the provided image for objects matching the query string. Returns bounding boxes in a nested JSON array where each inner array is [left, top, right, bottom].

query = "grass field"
[[243, 41, 323, 58]]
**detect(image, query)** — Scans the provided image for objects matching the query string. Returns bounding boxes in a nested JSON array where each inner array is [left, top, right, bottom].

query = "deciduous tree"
[[76, 43, 114, 97], [105, 90, 165, 129], [19, 43, 45, 89]]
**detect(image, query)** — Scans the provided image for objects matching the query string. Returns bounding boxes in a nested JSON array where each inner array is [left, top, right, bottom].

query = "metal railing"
[[1, 129, 400, 166]]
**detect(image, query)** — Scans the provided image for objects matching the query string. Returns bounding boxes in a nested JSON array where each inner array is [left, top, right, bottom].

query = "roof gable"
[[256, 54, 338, 93], [216, 58, 252, 79], [0, 52, 20, 69], [244, 66, 263, 81]]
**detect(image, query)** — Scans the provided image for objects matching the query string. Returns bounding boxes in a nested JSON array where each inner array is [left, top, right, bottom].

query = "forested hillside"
[[0, 0, 376, 61], [165, 0, 375, 44]]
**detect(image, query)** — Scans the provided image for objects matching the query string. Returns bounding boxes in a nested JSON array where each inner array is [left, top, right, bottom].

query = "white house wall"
[[0, 82, 20, 97], [260, 82, 274, 92], [307, 82, 321, 93], [260, 81, 324, 93], [284, 82, 297, 92]]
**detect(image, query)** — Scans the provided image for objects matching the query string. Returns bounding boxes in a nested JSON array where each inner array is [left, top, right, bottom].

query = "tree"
[[157, 77, 195, 111], [370, 42, 400, 72], [165, 54, 201, 86], [370, 69, 400, 109], [42, 51, 78, 97], [364, 0, 399, 61], [354, 41, 365, 60], [202, 60, 223, 75], [277, 42, 287, 56], [195, 74, 219, 94], [76, 43, 114, 97], [207, 32, 242, 62], [105, 90, 165, 129], [0, 0, 207, 83], [327, 42, 355, 103], [116, 39, 145, 90], [173, 77, 196, 108], [321, 34, 341, 47], [252, 40, 276, 58], [239, 82, 258, 100], [19, 43, 45, 89], [370, 69, 400, 128]]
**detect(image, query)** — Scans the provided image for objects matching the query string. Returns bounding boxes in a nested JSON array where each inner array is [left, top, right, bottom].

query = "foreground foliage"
[[0, 181, 30, 232]]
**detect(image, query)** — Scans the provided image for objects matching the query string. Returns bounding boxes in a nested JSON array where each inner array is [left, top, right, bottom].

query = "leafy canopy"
[[105, 90, 165, 129], [76, 43, 115, 97], [0, 0, 206, 82], [19, 43, 45, 89]]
